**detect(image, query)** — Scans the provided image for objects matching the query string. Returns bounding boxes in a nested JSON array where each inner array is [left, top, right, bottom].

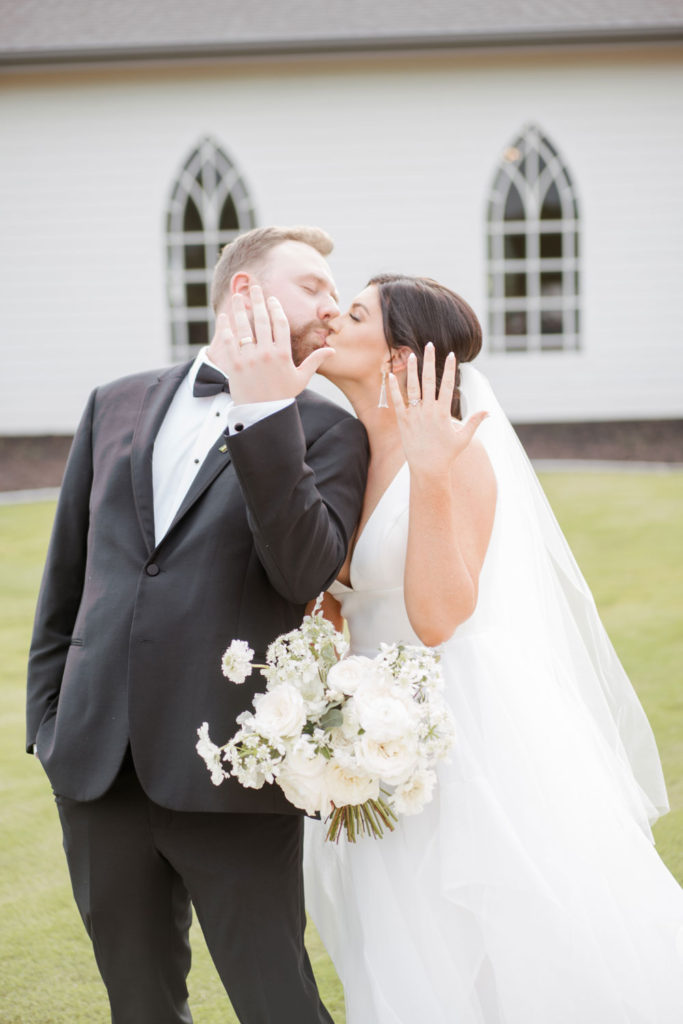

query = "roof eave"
[[2, 26, 683, 68]]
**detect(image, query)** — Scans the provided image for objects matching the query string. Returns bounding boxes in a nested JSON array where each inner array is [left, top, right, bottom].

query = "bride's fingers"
[[455, 410, 489, 446], [406, 353, 421, 406], [439, 352, 457, 409], [421, 343, 436, 405], [388, 372, 406, 416]]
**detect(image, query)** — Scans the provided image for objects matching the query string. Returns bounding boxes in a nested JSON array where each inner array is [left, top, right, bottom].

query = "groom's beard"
[[290, 320, 331, 366]]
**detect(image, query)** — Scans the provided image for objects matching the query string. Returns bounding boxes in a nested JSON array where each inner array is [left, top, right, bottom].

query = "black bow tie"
[[193, 363, 231, 398]]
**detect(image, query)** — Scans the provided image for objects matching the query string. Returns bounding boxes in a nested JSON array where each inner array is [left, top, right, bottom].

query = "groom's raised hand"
[[208, 285, 335, 405]]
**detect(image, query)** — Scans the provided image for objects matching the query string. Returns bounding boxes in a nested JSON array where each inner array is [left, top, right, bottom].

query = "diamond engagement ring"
[[408, 398, 421, 407]]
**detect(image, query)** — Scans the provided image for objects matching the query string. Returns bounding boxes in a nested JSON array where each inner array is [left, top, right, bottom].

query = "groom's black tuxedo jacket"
[[27, 361, 368, 813]]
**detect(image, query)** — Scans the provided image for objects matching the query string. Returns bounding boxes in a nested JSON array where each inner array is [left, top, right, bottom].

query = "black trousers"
[[55, 752, 334, 1024]]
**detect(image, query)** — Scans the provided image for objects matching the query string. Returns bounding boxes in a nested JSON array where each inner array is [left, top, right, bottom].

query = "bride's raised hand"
[[388, 343, 488, 479]]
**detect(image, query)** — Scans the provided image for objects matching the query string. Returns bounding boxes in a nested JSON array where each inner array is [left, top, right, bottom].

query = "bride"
[[304, 274, 683, 1023]]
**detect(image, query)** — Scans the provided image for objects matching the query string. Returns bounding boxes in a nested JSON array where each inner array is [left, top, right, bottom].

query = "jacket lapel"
[[164, 430, 233, 537], [130, 362, 191, 554]]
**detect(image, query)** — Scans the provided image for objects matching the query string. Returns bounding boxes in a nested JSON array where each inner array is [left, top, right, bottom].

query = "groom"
[[26, 226, 368, 1023]]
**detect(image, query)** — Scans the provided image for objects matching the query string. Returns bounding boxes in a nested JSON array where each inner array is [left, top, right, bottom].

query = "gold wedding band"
[[239, 337, 254, 346]]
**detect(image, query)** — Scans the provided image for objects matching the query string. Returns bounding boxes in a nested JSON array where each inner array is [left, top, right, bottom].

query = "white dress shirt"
[[152, 347, 291, 543]]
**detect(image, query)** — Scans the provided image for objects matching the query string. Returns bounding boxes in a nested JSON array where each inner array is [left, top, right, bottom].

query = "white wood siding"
[[1, 45, 681, 433]]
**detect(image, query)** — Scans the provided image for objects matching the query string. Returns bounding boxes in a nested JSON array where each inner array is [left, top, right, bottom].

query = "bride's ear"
[[385, 346, 413, 377]]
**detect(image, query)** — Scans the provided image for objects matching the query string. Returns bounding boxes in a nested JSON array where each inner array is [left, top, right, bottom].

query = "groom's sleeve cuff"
[[227, 398, 294, 433]]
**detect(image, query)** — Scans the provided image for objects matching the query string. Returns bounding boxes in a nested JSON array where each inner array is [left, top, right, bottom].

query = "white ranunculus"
[[252, 684, 306, 741], [391, 768, 437, 815], [277, 747, 330, 816], [326, 656, 376, 696], [324, 760, 380, 807], [356, 733, 419, 786], [355, 692, 416, 743]]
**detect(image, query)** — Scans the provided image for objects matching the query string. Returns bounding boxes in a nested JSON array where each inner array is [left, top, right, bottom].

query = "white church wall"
[[1, 45, 681, 433]]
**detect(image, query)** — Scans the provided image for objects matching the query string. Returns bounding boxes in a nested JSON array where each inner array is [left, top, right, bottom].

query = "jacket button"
[[145, 563, 160, 576]]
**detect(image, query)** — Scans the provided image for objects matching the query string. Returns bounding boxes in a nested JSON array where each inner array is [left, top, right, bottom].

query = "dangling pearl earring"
[[377, 369, 389, 409]]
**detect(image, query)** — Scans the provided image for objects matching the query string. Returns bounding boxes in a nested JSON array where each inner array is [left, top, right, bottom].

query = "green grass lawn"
[[1, 471, 682, 1022]]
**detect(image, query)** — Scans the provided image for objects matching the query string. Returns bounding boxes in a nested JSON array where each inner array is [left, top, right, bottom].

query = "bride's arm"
[[389, 345, 496, 647], [304, 591, 345, 633], [405, 441, 496, 646]]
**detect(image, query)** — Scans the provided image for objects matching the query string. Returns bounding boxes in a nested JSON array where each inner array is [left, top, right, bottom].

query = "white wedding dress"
[[304, 366, 683, 1023]]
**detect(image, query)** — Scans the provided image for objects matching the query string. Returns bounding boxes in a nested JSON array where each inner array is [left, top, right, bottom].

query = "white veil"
[[458, 363, 669, 831], [304, 365, 682, 1024]]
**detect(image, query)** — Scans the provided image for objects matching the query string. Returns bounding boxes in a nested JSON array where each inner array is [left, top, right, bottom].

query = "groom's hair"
[[210, 225, 334, 312]]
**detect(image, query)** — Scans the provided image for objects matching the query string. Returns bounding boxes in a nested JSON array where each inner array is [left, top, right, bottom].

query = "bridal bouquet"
[[196, 601, 455, 842]]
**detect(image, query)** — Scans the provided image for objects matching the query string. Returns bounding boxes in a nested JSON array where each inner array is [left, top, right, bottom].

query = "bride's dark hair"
[[368, 274, 482, 419]]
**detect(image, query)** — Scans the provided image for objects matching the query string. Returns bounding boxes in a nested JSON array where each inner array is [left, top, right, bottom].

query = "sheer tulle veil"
[[304, 364, 683, 1024], [458, 363, 668, 831]]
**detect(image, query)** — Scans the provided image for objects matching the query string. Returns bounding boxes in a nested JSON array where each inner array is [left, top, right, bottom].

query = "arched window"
[[487, 125, 580, 353], [166, 138, 257, 357]]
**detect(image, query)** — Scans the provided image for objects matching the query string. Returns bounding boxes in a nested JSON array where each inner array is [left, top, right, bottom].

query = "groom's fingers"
[[297, 346, 335, 382], [266, 296, 292, 352], [232, 294, 254, 347], [209, 313, 236, 357], [213, 313, 232, 344], [250, 285, 272, 347]]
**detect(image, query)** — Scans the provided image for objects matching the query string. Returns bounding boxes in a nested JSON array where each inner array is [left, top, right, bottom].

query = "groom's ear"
[[230, 271, 254, 308]]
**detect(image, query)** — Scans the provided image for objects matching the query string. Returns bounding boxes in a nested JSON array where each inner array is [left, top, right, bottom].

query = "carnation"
[[221, 639, 254, 684]]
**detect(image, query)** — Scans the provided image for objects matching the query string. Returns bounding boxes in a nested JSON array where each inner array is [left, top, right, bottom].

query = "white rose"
[[355, 692, 415, 743], [324, 760, 380, 807], [277, 747, 330, 815], [326, 656, 376, 697], [391, 768, 437, 815], [356, 733, 419, 786], [252, 684, 306, 741]]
